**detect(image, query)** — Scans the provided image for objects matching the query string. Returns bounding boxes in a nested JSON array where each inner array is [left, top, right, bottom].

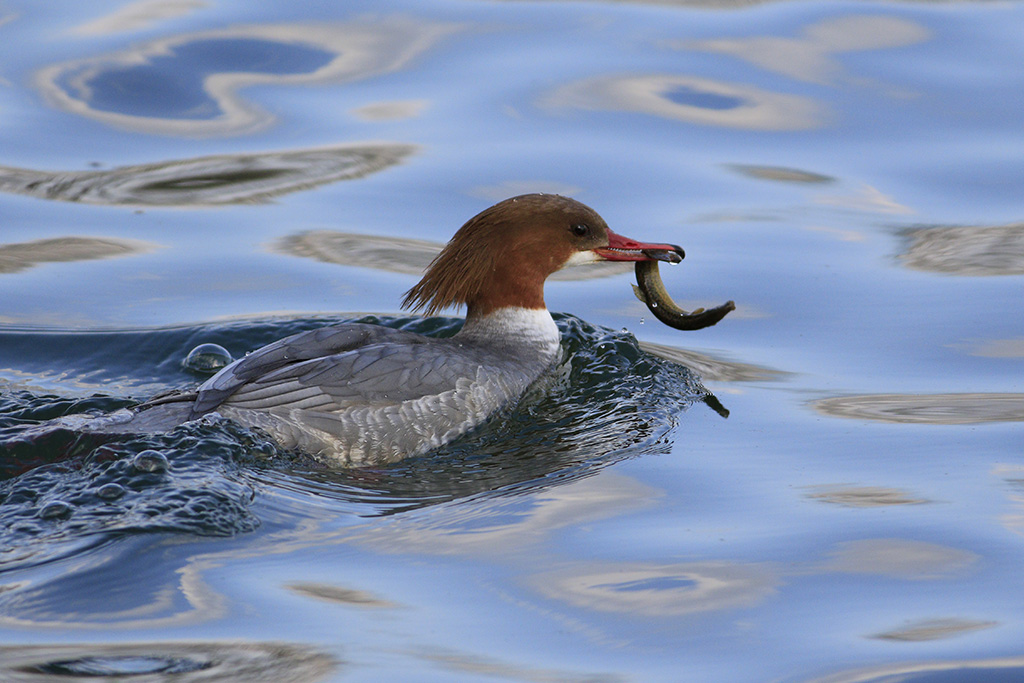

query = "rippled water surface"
[[1, 1, 1023, 681]]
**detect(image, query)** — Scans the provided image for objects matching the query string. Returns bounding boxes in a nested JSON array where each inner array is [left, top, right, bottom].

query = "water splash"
[[0, 313, 715, 571]]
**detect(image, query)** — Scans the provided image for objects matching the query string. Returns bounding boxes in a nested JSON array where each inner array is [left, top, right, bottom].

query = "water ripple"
[[0, 641, 337, 682], [0, 237, 159, 274], [35, 18, 458, 136], [547, 73, 822, 130], [0, 143, 415, 206], [813, 392, 1024, 425], [0, 314, 717, 572], [900, 223, 1024, 276]]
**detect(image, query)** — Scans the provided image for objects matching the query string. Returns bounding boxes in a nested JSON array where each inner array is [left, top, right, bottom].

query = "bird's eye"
[[571, 224, 590, 237]]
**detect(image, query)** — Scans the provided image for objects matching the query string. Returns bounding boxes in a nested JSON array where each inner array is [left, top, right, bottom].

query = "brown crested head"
[[402, 194, 612, 318]]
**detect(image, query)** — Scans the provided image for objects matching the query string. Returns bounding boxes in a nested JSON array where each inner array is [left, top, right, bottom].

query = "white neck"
[[457, 306, 560, 351]]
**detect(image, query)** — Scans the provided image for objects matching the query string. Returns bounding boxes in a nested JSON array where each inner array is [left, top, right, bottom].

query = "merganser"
[[115, 194, 685, 466]]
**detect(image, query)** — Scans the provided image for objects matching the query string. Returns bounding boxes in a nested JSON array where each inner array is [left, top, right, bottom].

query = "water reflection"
[[0, 143, 415, 206], [0, 641, 336, 682], [819, 539, 978, 579], [84, 39, 335, 120], [728, 164, 835, 184], [806, 657, 1024, 683], [287, 582, 398, 609], [36, 18, 456, 136], [900, 223, 1024, 276], [412, 647, 625, 683], [0, 533, 230, 628], [548, 73, 821, 130], [685, 15, 929, 85], [817, 183, 912, 215], [637, 340, 786, 382], [345, 473, 659, 555], [813, 393, 1024, 425], [350, 99, 428, 122], [71, 0, 206, 36], [533, 561, 778, 617], [528, 537, 975, 623], [994, 465, 1024, 539], [471, 180, 583, 201], [0, 475, 654, 628], [550, 13, 932, 130], [0, 237, 159, 274], [870, 617, 998, 642], [804, 485, 929, 508], [273, 229, 632, 281], [958, 338, 1024, 358]]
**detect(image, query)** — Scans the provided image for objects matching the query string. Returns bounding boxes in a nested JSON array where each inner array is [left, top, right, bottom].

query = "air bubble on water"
[[38, 500, 73, 520], [184, 343, 233, 374], [132, 450, 169, 473], [33, 655, 207, 677], [96, 483, 126, 500]]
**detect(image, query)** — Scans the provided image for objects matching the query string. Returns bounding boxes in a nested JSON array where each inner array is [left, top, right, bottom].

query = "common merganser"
[[115, 194, 685, 465]]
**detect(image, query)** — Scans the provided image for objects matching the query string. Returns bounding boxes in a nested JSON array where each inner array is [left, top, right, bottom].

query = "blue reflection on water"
[[664, 85, 744, 111], [58, 39, 335, 119], [1, 0, 1024, 681], [595, 576, 698, 592]]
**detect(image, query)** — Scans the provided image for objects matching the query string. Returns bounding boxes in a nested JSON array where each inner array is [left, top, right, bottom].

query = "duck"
[[108, 194, 685, 465]]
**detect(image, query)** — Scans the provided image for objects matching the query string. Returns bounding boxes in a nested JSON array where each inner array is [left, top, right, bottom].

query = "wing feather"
[[190, 323, 425, 416], [190, 323, 495, 419]]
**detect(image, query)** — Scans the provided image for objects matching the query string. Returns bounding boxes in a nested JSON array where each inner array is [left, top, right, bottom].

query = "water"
[[1, 0, 1022, 681]]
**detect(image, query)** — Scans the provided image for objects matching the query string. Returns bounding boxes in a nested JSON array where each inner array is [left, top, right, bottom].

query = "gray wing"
[[190, 323, 469, 417], [190, 323, 434, 416]]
